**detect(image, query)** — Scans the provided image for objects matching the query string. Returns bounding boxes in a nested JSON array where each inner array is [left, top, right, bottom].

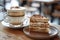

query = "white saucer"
[[1, 17, 30, 28]]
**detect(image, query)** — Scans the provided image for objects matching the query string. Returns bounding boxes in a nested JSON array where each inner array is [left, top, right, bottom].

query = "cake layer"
[[10, 22, 22, 25], [30, 18, 49, 23], [29, 27, 49, 33], [8, 11, 25, 17], [30, 15, 49, 23], [30, 22, 49, 28]]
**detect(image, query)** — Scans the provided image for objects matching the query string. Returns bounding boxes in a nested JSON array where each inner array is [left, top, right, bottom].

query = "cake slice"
[[29, 15, 50, 34], [7, 7, 25, 17]]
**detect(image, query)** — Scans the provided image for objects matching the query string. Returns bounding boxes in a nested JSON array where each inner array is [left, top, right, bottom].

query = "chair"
[[52, 4, 60, 17], [0, 0, 4, 6], [44, 2, 59, 15], [43, 2, 53, 15], [0, 0, 6, 11], [44, 2, 60, 25], [54, 4, 60, 11], [51, 2, 60, 24]]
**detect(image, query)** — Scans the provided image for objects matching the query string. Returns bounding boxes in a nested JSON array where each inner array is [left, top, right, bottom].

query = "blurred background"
[[0, 0, 60, 25]]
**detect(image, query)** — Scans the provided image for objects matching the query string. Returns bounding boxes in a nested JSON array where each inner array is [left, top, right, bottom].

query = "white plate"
[[1, 17, 30, 28]]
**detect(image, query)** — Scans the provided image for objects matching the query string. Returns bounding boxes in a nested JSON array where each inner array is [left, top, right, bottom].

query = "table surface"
[[0, 21, 60, 40]]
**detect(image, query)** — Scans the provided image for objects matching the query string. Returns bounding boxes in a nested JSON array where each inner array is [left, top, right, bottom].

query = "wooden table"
[[0, 21, 60, 40]]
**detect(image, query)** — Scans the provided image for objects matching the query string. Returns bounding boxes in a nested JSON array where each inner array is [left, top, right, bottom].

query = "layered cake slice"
[[29, 15, 50, 34], [7, 7, 25, 17]]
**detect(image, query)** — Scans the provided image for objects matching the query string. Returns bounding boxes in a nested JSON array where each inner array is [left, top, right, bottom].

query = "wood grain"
[[0, 21, 60, 40]]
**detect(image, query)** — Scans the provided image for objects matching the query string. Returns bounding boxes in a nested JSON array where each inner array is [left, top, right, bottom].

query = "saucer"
[[23, 26, 59, 39], [1, 17, 30, 28]]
